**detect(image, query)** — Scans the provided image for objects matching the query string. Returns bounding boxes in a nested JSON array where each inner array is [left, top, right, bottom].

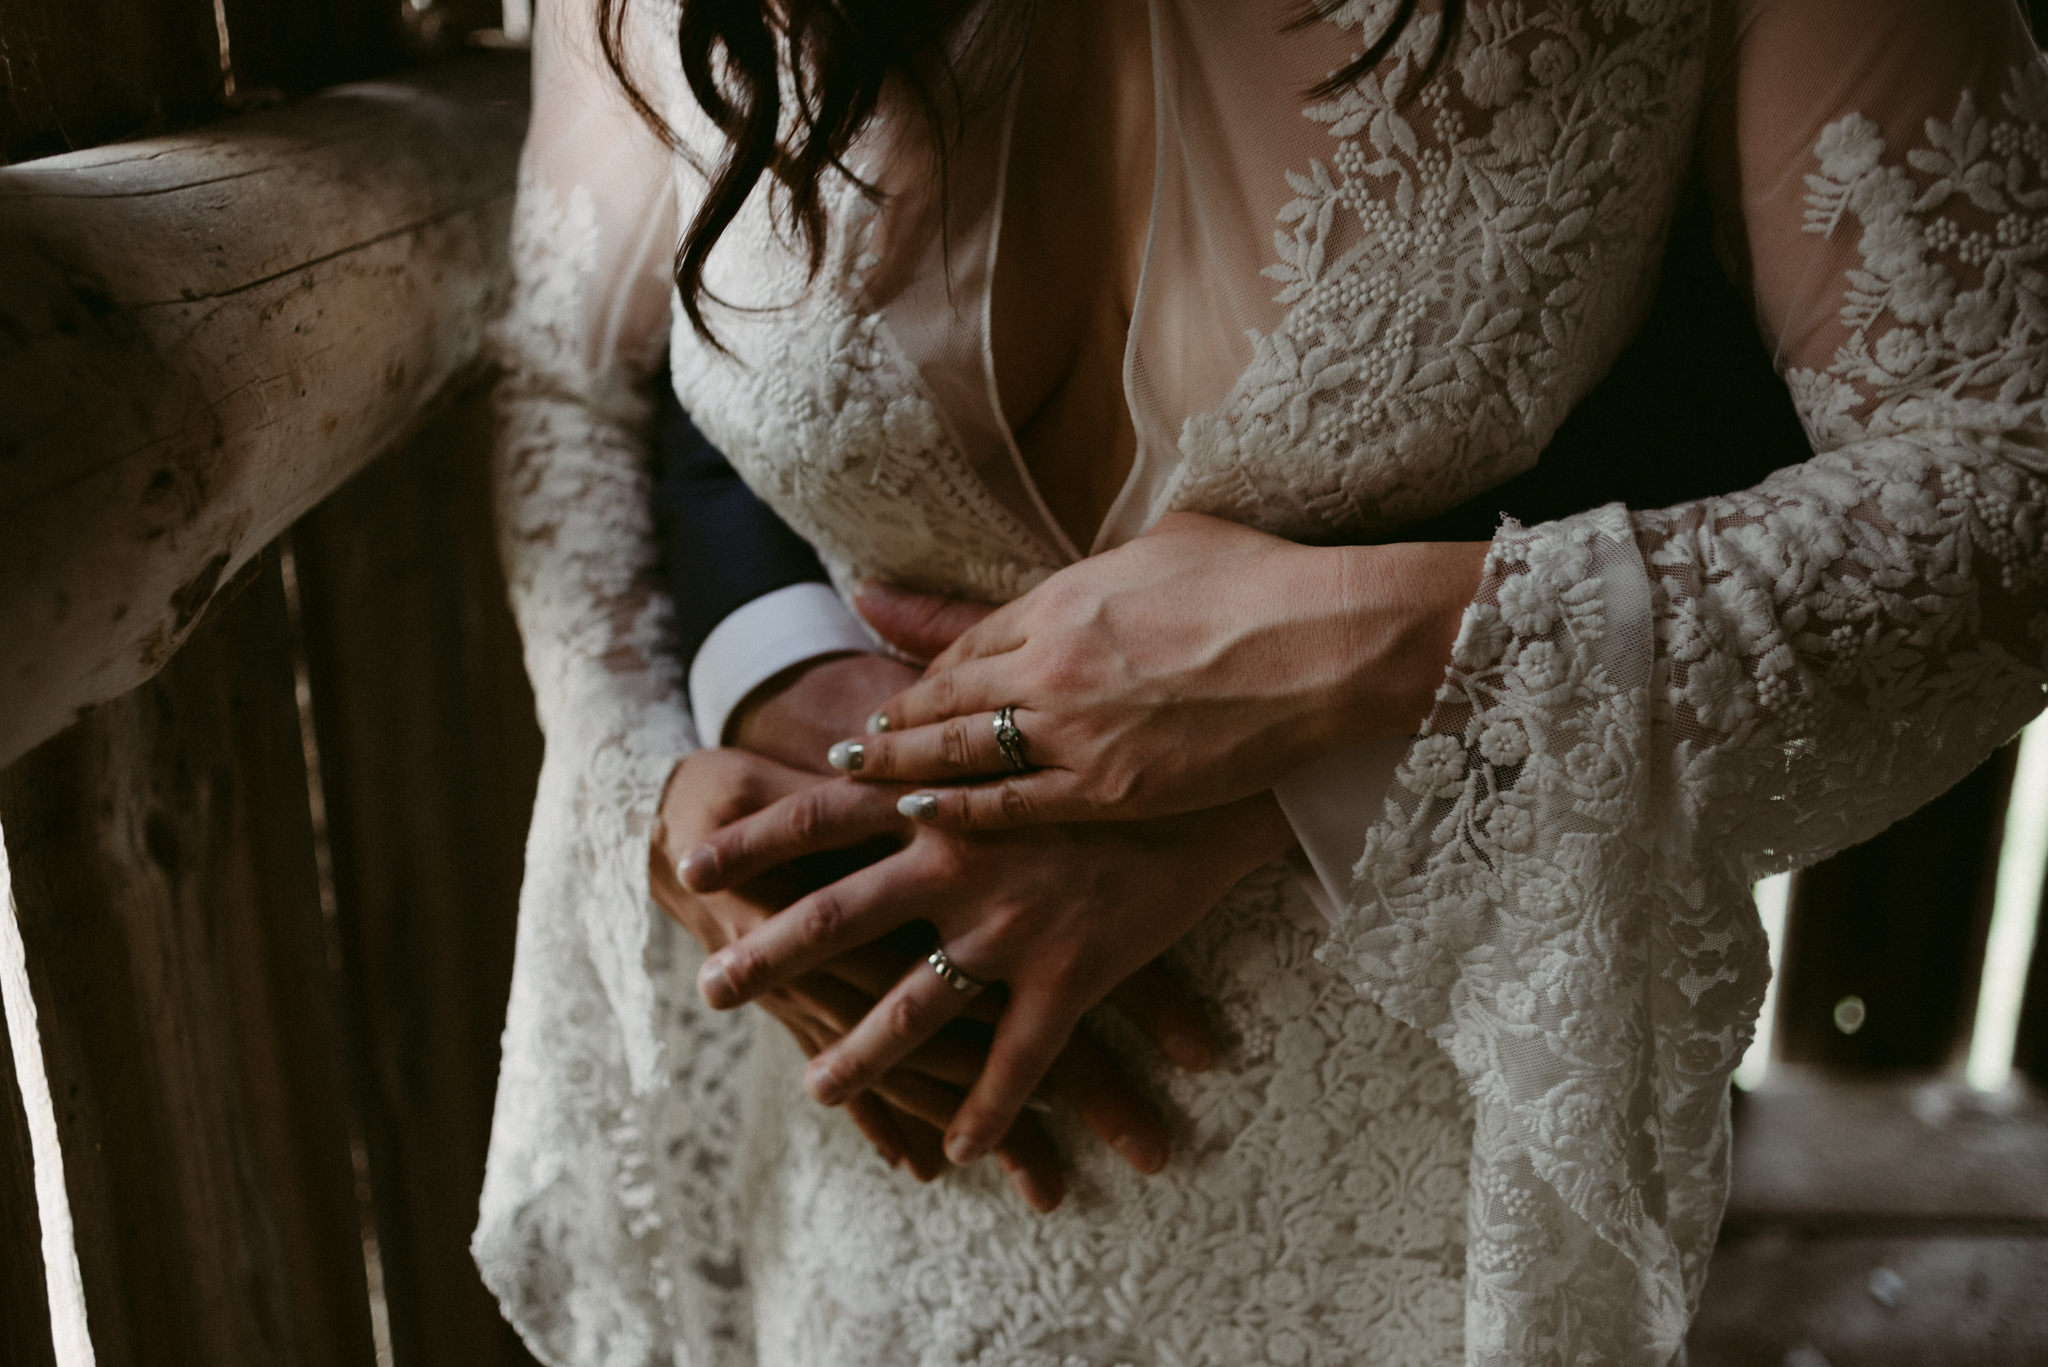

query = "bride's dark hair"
[[597, 0, 1460, 343]]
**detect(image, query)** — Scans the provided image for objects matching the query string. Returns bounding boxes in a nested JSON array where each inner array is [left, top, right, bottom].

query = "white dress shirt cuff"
[[688, 583, 877, 746], [1270, 736, 1412, 925]]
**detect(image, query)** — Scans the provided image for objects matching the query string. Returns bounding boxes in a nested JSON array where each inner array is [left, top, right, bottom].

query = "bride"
[[477, 0, 2048, 1362]]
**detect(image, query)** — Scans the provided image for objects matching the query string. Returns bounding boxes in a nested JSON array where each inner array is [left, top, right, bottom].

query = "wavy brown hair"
[[598, 0, 1462, 344]]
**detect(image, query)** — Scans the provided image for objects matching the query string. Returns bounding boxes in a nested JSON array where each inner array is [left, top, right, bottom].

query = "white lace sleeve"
[[1325, 2, 2048, 1362], [471, 4, 767, 1363], [489, 0, 693, 1094]]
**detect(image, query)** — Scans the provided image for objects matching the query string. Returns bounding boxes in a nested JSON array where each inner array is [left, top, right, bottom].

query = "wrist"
[[1327, 540, 1488, 741]]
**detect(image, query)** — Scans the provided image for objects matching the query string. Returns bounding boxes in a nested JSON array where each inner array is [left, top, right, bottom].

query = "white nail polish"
[[827, 740, 865, 772], [898, 793, 938, 820], [866, 711, 892, 734]]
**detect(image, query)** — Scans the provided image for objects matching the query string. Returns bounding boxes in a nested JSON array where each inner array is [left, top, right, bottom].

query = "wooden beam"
[[0, 50, 527, 771], [0, 554, 377, 1367], [1691, 1233, 2048, 1365], [1726, 1071, 2048, 1226]]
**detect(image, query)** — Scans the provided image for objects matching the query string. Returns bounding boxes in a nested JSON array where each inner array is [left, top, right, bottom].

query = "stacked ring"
[[926, 946, 987, 998], [993, 705, 1028, 772]]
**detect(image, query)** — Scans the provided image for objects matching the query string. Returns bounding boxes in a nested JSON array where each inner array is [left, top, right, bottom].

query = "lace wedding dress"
[[476, 0, 2048, 1363]]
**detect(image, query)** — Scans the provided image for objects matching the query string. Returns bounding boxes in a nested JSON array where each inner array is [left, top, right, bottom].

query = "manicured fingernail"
[[945, 1131, 985, 1165], [806, 1057, 848, 1106], [678, 845, 720, 891], [1113, 1133, 1166, 1175], [698, 954, 733, 1007], [866, 711, 892, 734], [827, 740, 865, 772], [898, 792, 938, 821]]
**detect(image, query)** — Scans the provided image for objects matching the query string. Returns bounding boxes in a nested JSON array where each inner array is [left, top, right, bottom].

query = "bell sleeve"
[[470, 3, 762, 1363], [1324, 2, 2048, 1361]]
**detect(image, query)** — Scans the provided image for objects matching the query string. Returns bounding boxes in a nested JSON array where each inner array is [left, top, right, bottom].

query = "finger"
[[681, 780, 904, 893], [1104, 962, 1220, 1073], [873, 1060, 1065, 1208], [806, 955, 987, 1108], [850, 582, 997, 662], [834, 707, 1045, 784], [698, 860, 921, 1009], [793, 974, 1004, 1082], [991, 1113, 1067, 1212], [842, 1090, 910, 1170], [944, 992, 1086, 1168], [863, 656, 1016, 736], [894, 771, 1076, 831], [1039, 1028, 1171, 1176], [865, 1062, 1063, 1209]]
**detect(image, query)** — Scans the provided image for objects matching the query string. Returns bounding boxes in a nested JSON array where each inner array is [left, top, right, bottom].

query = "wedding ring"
[[926, 946, 988, 998], [993, 705, 1028, 772]]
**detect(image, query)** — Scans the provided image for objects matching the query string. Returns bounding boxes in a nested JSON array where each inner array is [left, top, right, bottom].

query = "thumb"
[[852, 582, 993, 662]]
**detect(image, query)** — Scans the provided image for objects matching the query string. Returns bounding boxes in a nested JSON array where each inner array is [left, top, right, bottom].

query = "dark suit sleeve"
[[650, 378, 833, 671]]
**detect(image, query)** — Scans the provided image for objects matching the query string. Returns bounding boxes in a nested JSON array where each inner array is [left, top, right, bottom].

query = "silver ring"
[[926, 946, 988, 998], [993, 705, 1028, 772]]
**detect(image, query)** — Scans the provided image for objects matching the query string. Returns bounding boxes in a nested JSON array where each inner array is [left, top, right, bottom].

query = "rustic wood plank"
[[0, 552, 377, 1367], [289, 388, 544, 1367], [1726, 1070, 2048, 1226], [0, 51, 528, 772], [218, 0, 403, 95], [1772, 747, 2014, 1071], [1691, 1233, 2048, 1366], [0, 981, 58, 1367], [0, 0, 224, 164]]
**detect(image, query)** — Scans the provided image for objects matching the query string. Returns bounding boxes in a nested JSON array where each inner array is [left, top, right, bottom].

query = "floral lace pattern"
[[481, 0, 2048, 1363], [1332, 62, 2048, 1364], [1170, 1, 1705, 540]]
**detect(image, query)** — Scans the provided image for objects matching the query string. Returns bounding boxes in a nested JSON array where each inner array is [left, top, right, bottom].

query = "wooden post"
[[0, 997, 58, 1367], [288, 388, 544, 1367], [0, 553, 377, 1367], [1771, 747, 2015, 1071]]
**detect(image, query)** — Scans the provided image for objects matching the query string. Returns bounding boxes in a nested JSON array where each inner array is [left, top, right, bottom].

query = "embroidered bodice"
[[478, 1, 2048, 1364]]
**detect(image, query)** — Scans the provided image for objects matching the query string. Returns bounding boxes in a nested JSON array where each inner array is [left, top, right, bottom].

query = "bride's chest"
[[668, 0, 1714, 601]]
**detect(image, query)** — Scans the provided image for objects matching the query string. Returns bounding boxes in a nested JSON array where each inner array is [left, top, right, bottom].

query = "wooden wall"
[[0, 382, 544, 1367]]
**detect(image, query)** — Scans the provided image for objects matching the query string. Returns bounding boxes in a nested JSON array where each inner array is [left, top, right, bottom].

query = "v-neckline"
[[979, 0, 1167, 563]]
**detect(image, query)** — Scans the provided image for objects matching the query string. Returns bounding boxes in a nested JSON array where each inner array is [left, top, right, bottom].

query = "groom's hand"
[[728, 652, 920, 770]]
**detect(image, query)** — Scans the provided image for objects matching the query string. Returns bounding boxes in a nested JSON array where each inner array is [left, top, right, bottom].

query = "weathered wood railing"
[[4, 7, 2048, 1367]]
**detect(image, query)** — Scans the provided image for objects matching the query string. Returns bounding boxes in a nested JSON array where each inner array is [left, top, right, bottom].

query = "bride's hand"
[[679, 779, 1295, 1169], [659, 742, 1219, 1208], [834, 512, 1489, 830]]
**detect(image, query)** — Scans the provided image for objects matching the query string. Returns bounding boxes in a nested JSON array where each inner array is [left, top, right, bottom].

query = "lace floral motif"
[[749, 869, 1471, 1367], [1172, 1, 1707, 539], [1333, 61, 2048, 1366]]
